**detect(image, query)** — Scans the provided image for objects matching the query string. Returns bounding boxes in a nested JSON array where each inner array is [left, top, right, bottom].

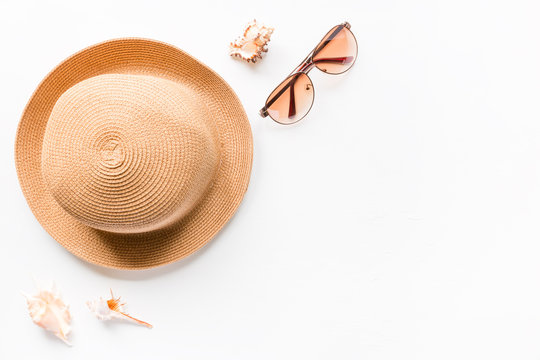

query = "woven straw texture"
[[15, 39, 253, 270]]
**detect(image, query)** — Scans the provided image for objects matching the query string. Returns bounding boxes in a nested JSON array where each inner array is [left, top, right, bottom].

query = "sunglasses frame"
[[260, 22, 357, 125]]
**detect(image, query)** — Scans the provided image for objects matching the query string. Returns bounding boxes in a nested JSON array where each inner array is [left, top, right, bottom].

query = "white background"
[[1, 0, 540, 358]]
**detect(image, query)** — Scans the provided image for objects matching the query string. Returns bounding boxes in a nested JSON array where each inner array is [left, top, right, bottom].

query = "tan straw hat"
[[15, 38, 253, 270]]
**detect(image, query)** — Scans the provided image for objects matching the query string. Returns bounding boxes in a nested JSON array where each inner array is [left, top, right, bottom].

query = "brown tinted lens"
[[313, 25, 357, 74], [265, 73, 314, 124]]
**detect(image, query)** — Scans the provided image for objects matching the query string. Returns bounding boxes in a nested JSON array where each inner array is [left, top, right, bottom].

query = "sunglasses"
[[259, 22, 358, 125]]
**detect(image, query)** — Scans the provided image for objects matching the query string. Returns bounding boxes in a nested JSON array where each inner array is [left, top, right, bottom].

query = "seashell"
[[87, 290, 152, 328], [229, 19, 274, 63], [22, 281, 72, 345]]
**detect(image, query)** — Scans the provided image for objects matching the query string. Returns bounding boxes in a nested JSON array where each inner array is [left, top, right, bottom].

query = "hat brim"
[[15, 38, 253, 270]]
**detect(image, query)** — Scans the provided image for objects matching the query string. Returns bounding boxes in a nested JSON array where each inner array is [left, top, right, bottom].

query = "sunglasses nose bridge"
[[288, 47, 316, 75], [292, 59, 315, 75]]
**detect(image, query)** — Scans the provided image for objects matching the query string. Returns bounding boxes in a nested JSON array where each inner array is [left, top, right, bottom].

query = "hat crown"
[[41, 74, 220, 233]]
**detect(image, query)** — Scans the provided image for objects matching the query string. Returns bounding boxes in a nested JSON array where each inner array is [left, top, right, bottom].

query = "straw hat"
[[15, 39, 253, 270]]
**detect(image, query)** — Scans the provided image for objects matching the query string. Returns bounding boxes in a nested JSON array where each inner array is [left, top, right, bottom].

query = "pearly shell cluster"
[[229, 19, 274, 63], [23, 282, 72, 345]]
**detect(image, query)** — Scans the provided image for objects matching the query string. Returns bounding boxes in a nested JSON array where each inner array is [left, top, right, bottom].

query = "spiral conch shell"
[[229, 19, 274, 63], [87, 290, 152, 328], [23, 282, 72, 345]]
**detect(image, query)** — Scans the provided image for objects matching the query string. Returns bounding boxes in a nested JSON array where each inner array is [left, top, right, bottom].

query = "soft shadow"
[[77, 200, 249, 281], [230, 52, 273, 75], [311, 65, 358, 90], [97, 317, 153, 329]]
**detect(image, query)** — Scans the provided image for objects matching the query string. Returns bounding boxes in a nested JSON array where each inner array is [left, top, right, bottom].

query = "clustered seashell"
[[229, 19, 274, 63], [23, 281, 72, 345]]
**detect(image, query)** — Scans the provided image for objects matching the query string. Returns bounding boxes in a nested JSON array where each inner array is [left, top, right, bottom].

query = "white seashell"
[[229, 19, 274, 63], [87, 290, 152, 328], [23, 281, 72, 345]]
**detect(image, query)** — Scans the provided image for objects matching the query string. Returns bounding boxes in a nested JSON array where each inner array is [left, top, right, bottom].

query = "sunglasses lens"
[[265, 73, 314, 124], [313, 25, 357, 74]]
